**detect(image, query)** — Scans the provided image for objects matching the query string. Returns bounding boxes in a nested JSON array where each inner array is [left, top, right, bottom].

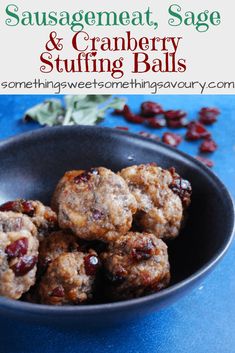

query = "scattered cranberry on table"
[[200, 138, 217, 153], [199, 107, 220, 125], [141, 101, 163, 117], [147, 117, 166, 128], [125, 114, 145, 124], [112, 101, 220, 167], [162, 132, 182, 147], [186, 121, 211, 141]]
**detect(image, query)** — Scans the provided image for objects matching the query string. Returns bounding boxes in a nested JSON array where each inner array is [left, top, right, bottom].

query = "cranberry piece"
[[200, 139, 217, 153], [84, 254, 100, 276], [11, 255, 38, 276], [21, 201, 35, 217], [186, 121, 211, 140], [147, 117, 166, 128], [199, 107, 220, 125], [0, 201, 17, 212], [125, 114, 145, 124], [196, 156, 214, 168], [122, 104, 134, 119], [164, 110, 187, 120], [51, 286, 65, 297], [92, 209, 103, 221], [131, 240, 154, 261], [115, 126, 129, 131], [167, 117, 188, 128], [164, 110, 188, 128], [169, 177, 192, 207], [74, 169, 98, 184], [162, 132, 182, 147], [74, 171, 91, 184], [5, 238, 28, 259], [141, 101, 163, 117]]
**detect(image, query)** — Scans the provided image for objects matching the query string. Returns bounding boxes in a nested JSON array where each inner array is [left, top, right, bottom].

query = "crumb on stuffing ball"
[[101, 231, 170, 301], [0, 211, 39, 299], [119, 164, 192, 240], [51, 167, 137, 242], [39, 251, 100, 305]]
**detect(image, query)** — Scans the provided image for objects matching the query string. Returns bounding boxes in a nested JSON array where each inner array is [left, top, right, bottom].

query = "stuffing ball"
[[119, 164, 192, 240], [38, 230, 79, 274], [101, 232, 170, 301], [52, 167, 137, 242], [39, 251, 100, 305], [0, 199, 58, 240], [0, 211, 39, 299]]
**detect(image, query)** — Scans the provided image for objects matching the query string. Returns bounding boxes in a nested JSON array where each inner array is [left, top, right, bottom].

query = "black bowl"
[[0, 126, 234, 326]]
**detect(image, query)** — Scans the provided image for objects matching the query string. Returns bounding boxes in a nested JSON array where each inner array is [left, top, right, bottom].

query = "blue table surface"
[[0, 95, 234, 353]]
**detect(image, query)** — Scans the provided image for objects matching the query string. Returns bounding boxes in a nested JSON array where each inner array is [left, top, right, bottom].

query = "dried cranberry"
[[74, 171, 91, 184], [131, 240, 154, 261], [200, 139, 217, 153], [92, 209, 103, 221], [115, 126, 129, 131], [199, 107, 220, 125], [186, 121, 211, 140], [0, 201, 17, 212], [167, 118, 188, 128], [51, 286, 65, 297], [162, 132, 182, 147], [5, 238, 28, 259], [141, 102, 163, 117], [21, 201, 35, 217], [196, 156, 214, 168], [11, 255, 38, 276], [125, 114, 145, 124], [147, 117, 166, 128], [164, 110, 187, 120], [84, 254, 100, 276], [169, 177, 192, 207], [123, 105, 133, 118], [74, 169, 98, 184]]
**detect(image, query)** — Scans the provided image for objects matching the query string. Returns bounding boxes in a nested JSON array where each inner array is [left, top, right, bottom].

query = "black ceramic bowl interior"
[[0, 126, 234, 326]]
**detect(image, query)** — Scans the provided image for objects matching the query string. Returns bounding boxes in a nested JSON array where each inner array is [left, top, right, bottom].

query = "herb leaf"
[[24, 95, 125, 127]]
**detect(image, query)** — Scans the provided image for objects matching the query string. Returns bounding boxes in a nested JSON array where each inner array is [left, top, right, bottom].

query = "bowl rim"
[[0, 125, 234, 315]]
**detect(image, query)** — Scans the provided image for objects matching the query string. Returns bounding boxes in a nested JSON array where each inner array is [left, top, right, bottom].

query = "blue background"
[[0, 95, 234, 353]]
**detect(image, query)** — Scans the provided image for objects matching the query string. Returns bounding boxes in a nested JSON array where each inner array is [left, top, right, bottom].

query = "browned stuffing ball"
[[38, 230, 79, 273], [119, 164, 192, 240], [0, 211, 39, 299], [39, 250, 100, 305], [101, 232, 170, 301], [52, 167, 137, 242], [0, 199, 58, 240]]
